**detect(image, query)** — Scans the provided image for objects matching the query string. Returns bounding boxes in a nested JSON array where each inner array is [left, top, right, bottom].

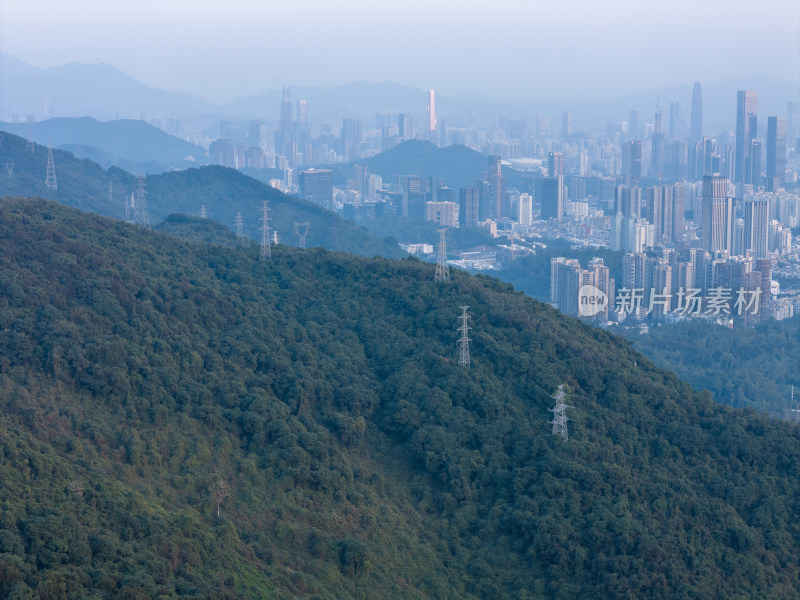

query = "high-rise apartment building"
[[541, 176, 564, 221], [744, 198, 769, 258], [299, 169, 333, 210], [766, 116, 787, 192], [735, 90, 758, 193], [427, 89, 436, 138], [701, 174, 733, 254], [459, 188, 479, 229], [690, 82, 703, 142]]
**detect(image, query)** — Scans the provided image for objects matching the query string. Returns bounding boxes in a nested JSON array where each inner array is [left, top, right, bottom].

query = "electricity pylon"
[[435, 228, 449, 282]]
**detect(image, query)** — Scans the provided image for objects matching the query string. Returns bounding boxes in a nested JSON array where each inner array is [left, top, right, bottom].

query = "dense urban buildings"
[[194, 84, 798, 323]]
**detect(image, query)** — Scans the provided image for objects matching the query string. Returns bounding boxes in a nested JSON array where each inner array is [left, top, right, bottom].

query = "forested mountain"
[[3, 198, 800, 598], [0, 117, 208, 174], [329, 141, 496, 189], [0, 132, 403, 258], [625, 318, 800, 414]]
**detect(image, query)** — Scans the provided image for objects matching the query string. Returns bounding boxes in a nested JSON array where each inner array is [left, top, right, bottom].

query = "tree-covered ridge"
[[1, 197, 800, 598], [625, 318, 800, 414], [0, 132, 404, 259]]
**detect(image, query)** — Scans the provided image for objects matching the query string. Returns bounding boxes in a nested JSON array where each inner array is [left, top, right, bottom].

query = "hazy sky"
[[2, 0, 798, 104]]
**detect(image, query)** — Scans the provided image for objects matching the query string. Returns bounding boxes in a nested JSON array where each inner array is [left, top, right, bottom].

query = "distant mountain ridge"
[[0, 54, 217, 119], [0, 131, 403, 258], [0, 117, 208, 174], [2, 53, 796, 132], [329, 140, 493, 190]]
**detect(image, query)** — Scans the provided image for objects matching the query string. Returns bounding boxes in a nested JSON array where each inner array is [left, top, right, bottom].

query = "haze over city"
[[2, 0, 798, 104]]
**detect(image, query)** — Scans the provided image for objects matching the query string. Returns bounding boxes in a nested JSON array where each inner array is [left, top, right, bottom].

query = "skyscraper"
[[518, 193, 533, 226], [651, 108, 665, 177], [279, 87, 293, 155], [459, 188, 479, 229], [548, 152, 564, 177], [701, 174, 733, 254], [766, 116, 787, 192], [629, 109, 639, 140], [735, 90, 758, 192], [562, 111, 573, 139], [669, 101, 681, 139], [341, 118, 361, 161], [400, 175, 424, 218], [398, 113, 413, 140], [691, 82, 703, 142], [744, 198, 769, 258], [541, 176, 564, 221], [299, 169, 333, 210], [788, 102, 798, 151], [488, 155, 504, 218], [427, 89, 436, 140], [297, 99, 308, 131], [622, 141, 642, 185], [671, 183, 685, 242]]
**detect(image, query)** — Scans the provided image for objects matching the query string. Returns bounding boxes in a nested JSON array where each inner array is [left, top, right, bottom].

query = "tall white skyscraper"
[[427, 89, 436, 137], [735, 90, 758, 194], [518, 193, 533, 226], [702, 174, 733, 254]]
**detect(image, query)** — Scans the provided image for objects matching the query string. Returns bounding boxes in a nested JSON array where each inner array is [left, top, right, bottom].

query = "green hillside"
[[0, 117, 207, 174], [625, 318, 800, 414], [0, 132, 403, 259], [2, 198, 800, 598], [329, 141, 494, 189]]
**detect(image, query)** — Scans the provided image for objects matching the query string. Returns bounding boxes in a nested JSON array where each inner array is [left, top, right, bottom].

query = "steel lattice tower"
[[294, 221, 310, 248], [548, 384, 572, 441], [133, 175, 150, 228], [235, 212, 245, 243], [457, 306, 471, 366], [5, 162, 14, 178], [200, 205, 207, 218], [45, 144, 57, 190], [126, 192, 134, 222], [26, 116, 35, 155], [435, 228, 449, 282], [260, 201, 271, 260]]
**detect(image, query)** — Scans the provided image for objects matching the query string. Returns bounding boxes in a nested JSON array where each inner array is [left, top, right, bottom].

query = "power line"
[[294, 221, 310, 249], [45, 143, 57, 190], [132, 174, 150, 229], [457, 306, 471, 367], [548, 384, 573, 441], [260, 201, 271, 260], [235, 212, 245, 243], [435, 228, 449, 282]]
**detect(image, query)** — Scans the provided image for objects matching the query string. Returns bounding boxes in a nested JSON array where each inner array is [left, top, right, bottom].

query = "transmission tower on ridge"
[[200, 204, 207, 219], [435, 228, 449, 282], [260, 201, 271, 260], [548, 384, 572, 441], [457, 306, 472, 366], [45, 143, 57, 190], [235, 212, 245, 243], [133, 174, 150, 228], [294, 221, 310, 249], [5, 162, 14, 178], [26, 116, 35, 154]]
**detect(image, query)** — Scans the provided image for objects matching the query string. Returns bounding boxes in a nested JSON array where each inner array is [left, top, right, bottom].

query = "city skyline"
[[1, 0, 798, 105]]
